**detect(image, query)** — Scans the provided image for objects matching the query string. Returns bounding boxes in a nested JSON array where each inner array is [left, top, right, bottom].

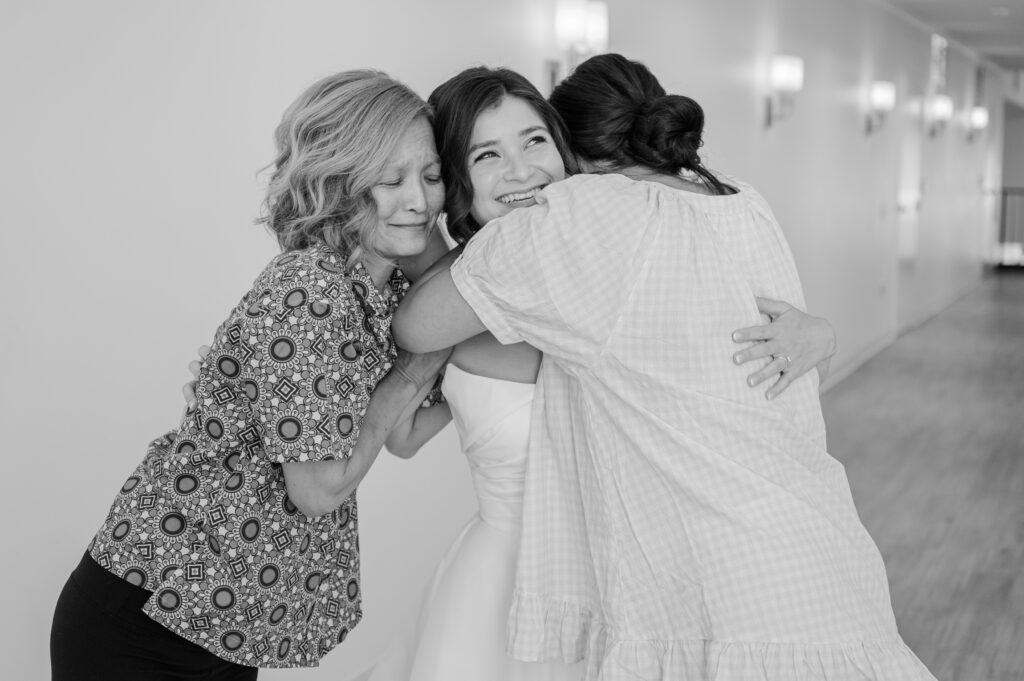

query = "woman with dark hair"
[[393, 54, 936, 680], [336, 64, 836, 681], [355, 65, 584, 681], [429, 67, 578, 244], [49, 70, 452, 680]]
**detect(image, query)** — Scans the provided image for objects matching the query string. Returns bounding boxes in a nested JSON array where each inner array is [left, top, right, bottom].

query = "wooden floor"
[[822, 271, 1024, 681]]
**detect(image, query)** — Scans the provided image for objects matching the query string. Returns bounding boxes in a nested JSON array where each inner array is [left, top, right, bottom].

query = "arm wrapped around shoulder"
[[283, 346, 452, 515]]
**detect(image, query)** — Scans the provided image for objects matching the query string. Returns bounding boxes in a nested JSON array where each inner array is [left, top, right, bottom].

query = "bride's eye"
[[472, 150, 498, 164]]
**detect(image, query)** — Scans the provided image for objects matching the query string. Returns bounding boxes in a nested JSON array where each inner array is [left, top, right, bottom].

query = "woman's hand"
[[151, 345, 213, 443], [281, 345, 454, 516], [149, 430, 178, 449], [731, 297, 836, 399], [181, 345, 211, 413]]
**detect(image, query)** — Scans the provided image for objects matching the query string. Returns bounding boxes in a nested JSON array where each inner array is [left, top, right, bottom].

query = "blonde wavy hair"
[[259, 70, 431, 265]]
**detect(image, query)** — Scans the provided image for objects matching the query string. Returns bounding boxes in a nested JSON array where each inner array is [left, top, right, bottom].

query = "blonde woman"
[[50, 70, 450, 680]]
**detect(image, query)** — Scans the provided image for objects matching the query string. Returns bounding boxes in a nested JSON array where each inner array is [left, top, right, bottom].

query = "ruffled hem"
[[507, 589, 600, 663], [507, 590, 937, 681], [595, 638, 937, 681]]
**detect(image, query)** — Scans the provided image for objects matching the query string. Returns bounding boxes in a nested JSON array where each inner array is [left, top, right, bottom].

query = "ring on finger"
[[773, 354, 793, 370]]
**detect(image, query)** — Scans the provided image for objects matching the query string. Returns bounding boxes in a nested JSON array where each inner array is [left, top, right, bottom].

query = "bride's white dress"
[[367, 364, 583, 681]]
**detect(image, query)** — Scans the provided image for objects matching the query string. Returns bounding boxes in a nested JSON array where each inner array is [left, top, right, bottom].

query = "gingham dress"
[[450, 174, 936, 681]]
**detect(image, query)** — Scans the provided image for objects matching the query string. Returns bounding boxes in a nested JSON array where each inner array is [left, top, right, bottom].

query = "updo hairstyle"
[[549, 53, 729, 195]]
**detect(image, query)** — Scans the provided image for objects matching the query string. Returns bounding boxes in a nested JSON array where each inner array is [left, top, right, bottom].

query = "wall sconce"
[[555, 0, 609, 70], [967, 106, 989, 141], [926, 94, 954, 137], [766, 55, 804, 128], [865, 81, 896, 134]]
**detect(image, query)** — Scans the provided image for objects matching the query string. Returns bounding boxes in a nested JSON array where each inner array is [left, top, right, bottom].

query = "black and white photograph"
[[2, 1, 1023, 679]]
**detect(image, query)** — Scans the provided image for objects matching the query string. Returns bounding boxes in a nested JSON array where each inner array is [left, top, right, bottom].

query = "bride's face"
[[466, 95, 566, 226]]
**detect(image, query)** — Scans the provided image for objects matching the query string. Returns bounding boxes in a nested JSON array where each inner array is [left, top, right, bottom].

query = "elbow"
[[385, 428, 422, 458], [298, 502, 334, 519], [284, 471, 350, 519], [386, 442, 420, 459], [291, 495, 342, 520], [315, 475, 355, 515]]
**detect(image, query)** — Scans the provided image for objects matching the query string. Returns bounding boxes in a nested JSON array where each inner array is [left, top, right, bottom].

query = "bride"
[[340, 66, 837, 680], [362, 67, 580, 681]]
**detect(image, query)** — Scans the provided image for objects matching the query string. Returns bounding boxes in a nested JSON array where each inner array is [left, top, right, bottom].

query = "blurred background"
[[1, 0, 1021, 679]]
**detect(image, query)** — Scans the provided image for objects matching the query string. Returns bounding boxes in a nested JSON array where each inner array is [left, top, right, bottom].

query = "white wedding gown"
[[366, 364, 583, 681]]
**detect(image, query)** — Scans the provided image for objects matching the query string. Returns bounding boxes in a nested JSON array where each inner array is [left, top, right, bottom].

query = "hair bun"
[[629, 94, 705, 172]]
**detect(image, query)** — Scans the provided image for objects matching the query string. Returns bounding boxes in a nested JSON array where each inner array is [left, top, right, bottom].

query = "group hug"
[[50, 53, 938, 681]]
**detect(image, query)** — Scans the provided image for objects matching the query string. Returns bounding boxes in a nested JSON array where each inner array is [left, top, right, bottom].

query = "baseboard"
[[823, 275, 990, 393]]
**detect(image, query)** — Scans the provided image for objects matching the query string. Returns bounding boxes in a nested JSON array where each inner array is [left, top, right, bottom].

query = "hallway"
[[822, 272, 1024, 680]]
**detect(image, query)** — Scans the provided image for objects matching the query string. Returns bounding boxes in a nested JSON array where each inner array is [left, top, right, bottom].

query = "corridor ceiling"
[[882, 0, 1024, 69]]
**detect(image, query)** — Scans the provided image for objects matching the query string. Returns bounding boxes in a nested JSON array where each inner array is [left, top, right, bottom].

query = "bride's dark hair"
[[429, 67, 575, 244], [549, 53, 729, 195]]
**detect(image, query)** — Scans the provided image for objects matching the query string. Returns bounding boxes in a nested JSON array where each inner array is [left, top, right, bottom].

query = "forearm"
[[813, 320, 836, 385], [386, 401, 452, 458], [394, 270, 486, 352], [282, 367, 431, 516], [357, 367, 426, 449], [327, 369, 427, 486]]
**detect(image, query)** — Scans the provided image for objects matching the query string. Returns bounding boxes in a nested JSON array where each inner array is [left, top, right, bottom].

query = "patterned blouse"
[[89, 244, 406, 668]]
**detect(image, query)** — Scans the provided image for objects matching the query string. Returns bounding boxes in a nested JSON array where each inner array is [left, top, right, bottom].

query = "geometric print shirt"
[[90, 244, 407, 668]]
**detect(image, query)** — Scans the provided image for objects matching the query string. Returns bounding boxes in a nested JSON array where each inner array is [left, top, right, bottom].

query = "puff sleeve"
[[450, 174, 651, 366]]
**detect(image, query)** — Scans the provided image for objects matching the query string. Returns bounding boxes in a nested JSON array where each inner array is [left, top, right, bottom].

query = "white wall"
[[603, 0, 1004, 349], [0, 1, 555, 678], [0, 0, 1009, 678]]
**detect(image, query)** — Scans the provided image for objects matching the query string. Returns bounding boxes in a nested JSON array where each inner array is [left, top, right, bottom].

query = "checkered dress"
[[450, 174, 936, 680]]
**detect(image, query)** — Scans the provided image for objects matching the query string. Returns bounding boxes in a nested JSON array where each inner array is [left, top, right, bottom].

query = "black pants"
[[51, 552, 258, 681]]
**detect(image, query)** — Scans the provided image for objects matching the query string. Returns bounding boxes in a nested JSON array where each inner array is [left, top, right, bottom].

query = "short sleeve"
[[450, 174, 652, 365], [204, 251, 382, 465]]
